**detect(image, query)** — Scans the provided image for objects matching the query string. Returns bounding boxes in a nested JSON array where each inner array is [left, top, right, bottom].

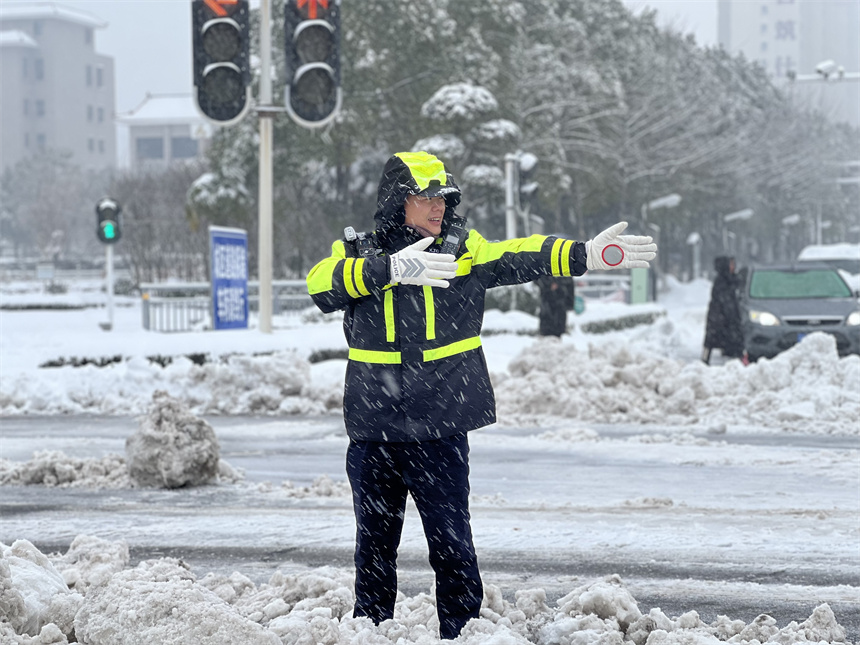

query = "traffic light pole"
[[101, 244, 114, 332], [257, 0, 274, 334]]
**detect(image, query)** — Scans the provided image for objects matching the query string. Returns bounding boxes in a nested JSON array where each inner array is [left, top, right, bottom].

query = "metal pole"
[[504, 154, 517, 240], [258, 0, 274, 333], [105, 244, 114, 331]]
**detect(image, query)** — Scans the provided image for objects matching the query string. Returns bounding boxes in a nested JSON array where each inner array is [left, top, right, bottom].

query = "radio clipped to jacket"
[[344, 227, 382, 258]]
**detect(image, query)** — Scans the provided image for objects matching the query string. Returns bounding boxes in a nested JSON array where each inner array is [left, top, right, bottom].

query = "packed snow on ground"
[[2, 277, 858, 435], [1, 536, 851, 645]]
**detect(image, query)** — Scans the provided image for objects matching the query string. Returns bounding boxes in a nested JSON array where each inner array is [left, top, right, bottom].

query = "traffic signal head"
[[192, 0, 251, 125], [285, 0, 342, 128], [96, 198, 121, 244]]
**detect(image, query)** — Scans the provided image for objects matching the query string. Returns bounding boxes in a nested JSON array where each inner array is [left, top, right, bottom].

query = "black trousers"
[[346, 434, 483, 639]]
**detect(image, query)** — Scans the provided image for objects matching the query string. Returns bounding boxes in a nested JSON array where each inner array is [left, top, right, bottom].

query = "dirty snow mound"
[[495, 333, 860, 434], [74, 558, 280, 645], [50, 535, 129, 592], [126, 391, 220, 488], [0, 452, 130, 488], [0, 540, 82, 639]]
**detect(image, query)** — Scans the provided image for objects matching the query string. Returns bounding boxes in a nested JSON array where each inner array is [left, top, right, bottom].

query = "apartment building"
[[718, 0, 860, 127], [0, 2, 116, 172]]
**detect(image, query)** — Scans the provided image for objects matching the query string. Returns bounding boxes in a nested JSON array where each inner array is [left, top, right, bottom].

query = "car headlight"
[[750, 310, 780, 326], [847, 311, 860, 326]]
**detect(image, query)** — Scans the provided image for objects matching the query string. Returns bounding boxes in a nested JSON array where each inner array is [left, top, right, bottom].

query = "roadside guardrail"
[[140, 280, 313, 332]]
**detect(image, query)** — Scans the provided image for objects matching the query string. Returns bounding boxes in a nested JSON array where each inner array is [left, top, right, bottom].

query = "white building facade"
[[0, 3, 116, 172], [718, 0, 860, 127]]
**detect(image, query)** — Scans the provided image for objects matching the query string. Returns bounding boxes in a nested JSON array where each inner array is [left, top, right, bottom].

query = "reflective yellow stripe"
[[347, 336, 482, 364], [354, 258, 371, 296], [349, 348, 401, 364], [342, 259, 360, 299], [384, 289, 395, 342], [560, 240, 574, 276], [423, 336, 481, 362], [550, 238, 564, 276], [423, 285, 436, 340]]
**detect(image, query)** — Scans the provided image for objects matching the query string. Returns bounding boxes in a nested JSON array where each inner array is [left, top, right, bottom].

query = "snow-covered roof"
[[0, 2, 107, 29], [797, 243, 860, 261], [0, 29, 38, 48], [117, 94, 209, 127]]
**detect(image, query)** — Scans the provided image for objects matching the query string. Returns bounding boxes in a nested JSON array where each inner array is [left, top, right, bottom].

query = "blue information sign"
[[209, 226, 248, 330]]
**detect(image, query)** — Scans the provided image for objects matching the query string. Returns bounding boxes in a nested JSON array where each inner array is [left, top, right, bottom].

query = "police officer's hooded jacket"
[[307, 152, 588, 442]]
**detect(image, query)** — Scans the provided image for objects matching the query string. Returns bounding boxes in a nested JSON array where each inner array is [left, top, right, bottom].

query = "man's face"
[[404, 194, 445, 237]]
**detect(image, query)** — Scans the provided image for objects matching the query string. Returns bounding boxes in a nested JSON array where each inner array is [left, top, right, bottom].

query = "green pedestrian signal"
[[96, 198, 121, 244]]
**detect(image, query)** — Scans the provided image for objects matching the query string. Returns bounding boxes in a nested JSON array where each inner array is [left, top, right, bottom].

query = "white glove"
[[389, 237, 458, 288], [585, 221, 657, 271]]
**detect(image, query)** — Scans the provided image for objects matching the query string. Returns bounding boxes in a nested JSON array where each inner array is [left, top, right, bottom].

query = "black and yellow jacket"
[[306, 152, 587, 442]]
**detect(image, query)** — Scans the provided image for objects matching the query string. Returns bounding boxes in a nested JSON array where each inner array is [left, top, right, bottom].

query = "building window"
[[98, 140, 105, 153], [760, 24, 767, 34], [23, 99, 29, 115], [85, 28, 93, 45], [22, 58, 28, 79], [87, 105, 93, 122], [96, 66, 103, 87], [88, 138, 95, 152], [35, 100, 45, 116], [34, 59, 44, 80], [171, 137, 199, 159], [760, 41, 768, 52], [36, 133, 46, 150], [137, 137, 165, 160], [25, 133, 30, 148], [98, 107, 104, 122], [86, 65, 92, 86], [33, 21, 42, 36]]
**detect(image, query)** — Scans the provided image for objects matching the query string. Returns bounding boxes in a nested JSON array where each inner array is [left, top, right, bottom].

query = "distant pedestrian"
[[537, 275, 574, 337], [703, 256, 744, 364]]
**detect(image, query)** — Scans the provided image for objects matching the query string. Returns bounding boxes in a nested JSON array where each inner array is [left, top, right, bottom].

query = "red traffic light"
[[192, 0, 251, 125], [285, 0, 341, 128]]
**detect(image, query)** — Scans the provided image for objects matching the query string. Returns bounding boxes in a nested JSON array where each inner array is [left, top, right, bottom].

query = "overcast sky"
[[5, 0, 719, 114]]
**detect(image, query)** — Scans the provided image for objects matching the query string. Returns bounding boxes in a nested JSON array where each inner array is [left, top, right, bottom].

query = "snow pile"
[[256, 474, 350, 498], [0, 452, 131, 488], [2, 538, 851, 645], [0, 350, 332, 416], [0, 540, 82, 640], [495, 332, 860, 434], [0, 393, 246, 489], [126, 391, 221, 488], [51, 535, 129, 592], [0, 451, 243, 489], [74, 558, 281, 645]]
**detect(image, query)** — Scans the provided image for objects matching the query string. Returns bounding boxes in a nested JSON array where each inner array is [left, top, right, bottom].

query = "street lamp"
[[639, 193, 681, 302], [721, 208, 754, 254], [787, 59, 860, 83], [641, 193, 682, 224]]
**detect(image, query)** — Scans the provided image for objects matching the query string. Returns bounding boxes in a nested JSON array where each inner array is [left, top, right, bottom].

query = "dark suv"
[[739, 263, 860, 361]]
